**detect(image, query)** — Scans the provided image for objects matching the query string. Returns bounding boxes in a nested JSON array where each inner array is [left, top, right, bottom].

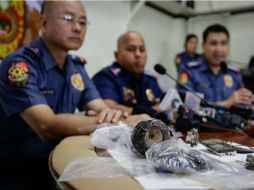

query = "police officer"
[[177, 24, 254, 106], [175, 34, 202, 74], [0, 2, 147, 190], [93, 31, 164, 116]]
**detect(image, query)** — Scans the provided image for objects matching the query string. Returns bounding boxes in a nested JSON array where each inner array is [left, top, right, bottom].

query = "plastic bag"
[[90, 121, 133, 150], [58, 157, 129, 182], [145, 138, 240, 174]]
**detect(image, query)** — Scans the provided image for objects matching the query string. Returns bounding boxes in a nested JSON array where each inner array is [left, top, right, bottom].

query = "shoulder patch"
[[8, 61, 29, 86], [227, 65, 240, 74], [24, 46, 41, 59], [179, 71, 189, 85], [71, 55, 87, 65], [110, 67, 121, 77], [144, 71, 158, 80]]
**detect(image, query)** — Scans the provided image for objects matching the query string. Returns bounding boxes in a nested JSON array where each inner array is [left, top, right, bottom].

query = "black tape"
[[131, 119, 171, 157]]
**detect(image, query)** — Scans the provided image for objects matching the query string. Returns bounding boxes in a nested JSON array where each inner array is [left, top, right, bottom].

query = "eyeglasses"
[[48, 14, 89, 28]]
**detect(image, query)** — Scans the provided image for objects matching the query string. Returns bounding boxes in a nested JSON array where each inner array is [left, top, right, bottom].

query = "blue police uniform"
[[176, 58, 242, 103], [175, 52, 202, 74], [0, 39, 100, 190], [93, 62, 164, 109]]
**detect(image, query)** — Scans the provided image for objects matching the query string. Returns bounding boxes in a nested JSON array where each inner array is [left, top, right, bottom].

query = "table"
[[49, 131, 254, 190], [49, 136, 143, 190]]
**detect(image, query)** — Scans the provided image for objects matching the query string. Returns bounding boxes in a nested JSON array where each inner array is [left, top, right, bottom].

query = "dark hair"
[[185, 34, 197, 49], [249, 56, 254, 70], [203, 24, 229, 43]]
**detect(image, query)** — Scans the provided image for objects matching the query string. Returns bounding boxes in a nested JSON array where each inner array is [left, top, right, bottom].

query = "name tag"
[[40, 89, 54, 94], [198, 82, 210, 88]]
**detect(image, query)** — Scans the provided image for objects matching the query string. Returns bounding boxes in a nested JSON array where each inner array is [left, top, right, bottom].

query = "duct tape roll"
[[131, 119, 171, 157]]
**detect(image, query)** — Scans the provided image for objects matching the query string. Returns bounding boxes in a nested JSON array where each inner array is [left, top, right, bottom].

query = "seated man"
[[177, 24, 254, 107], [0, 2, 147, 190], [93, 31, 164, 116]]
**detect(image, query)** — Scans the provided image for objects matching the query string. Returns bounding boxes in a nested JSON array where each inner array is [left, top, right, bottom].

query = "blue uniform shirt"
[[93, 62, 164, 107], [176, 58, 242, 103], [175, 52, 202, 74], [0, 40, 100, 161]]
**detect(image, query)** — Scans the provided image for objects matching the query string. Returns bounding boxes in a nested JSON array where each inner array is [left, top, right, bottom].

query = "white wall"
[[73, 1, 131, 77]]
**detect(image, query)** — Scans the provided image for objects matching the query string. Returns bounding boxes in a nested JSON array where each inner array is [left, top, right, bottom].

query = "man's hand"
[[219, 88, 254, 106], [98, 108, 123, 124], [86, 108, 129, 124], [123, 114, 150, 127], [85, 99, 129, 124]]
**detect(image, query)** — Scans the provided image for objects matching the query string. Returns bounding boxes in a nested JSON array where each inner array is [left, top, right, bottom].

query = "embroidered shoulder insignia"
[[71, 55, 87, 65], [8, 61, 29, 86], [228, 65, 240, 73], [24, 46, 41, 59], [110, 68, 121, 77], [144, 70, 158, 80]]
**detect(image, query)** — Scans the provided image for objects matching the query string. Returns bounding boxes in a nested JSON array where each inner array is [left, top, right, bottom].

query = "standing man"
[[177, 24, 254, 106], [0, 2, 147, 190], [93, 31, 164, 116]]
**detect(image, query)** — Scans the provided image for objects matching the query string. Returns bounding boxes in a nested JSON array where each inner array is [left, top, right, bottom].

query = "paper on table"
[[108, 148, 208, 190]]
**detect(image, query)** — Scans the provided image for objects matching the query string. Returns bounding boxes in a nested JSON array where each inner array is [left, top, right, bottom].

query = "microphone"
[[154, 64, 209, 106], [154, 64, 166, 75]]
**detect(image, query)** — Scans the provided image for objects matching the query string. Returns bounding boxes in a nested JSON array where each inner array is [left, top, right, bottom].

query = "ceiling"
[[145, 1, 254, 18]]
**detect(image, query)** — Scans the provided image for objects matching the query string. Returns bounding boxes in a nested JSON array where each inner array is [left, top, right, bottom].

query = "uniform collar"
[[113, 62, 144, 82], [35, 39, 59, 71], [201, 58, 228, 73]]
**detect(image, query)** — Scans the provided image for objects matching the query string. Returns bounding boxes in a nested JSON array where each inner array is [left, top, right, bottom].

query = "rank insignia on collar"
[[146, 89, 156, 102], [224, 74, 233, 88], [123, 87, 137, 104], [110, 68, 121, 77], [71, 73, 84, 91], [8, 61, 29, 86]]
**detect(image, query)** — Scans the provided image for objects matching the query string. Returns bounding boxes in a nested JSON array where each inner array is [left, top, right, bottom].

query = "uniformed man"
[[177, 24, 254, 106], [175, 34, 202, 74], [0, 2, 147, 190], [93, 31, 164, 116]]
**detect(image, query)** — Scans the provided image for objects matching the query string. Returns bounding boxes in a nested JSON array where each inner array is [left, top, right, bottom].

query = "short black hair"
[[185, 34, 197, 49], [203, 24, 229, 43], [249, 55, 254, 69]]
